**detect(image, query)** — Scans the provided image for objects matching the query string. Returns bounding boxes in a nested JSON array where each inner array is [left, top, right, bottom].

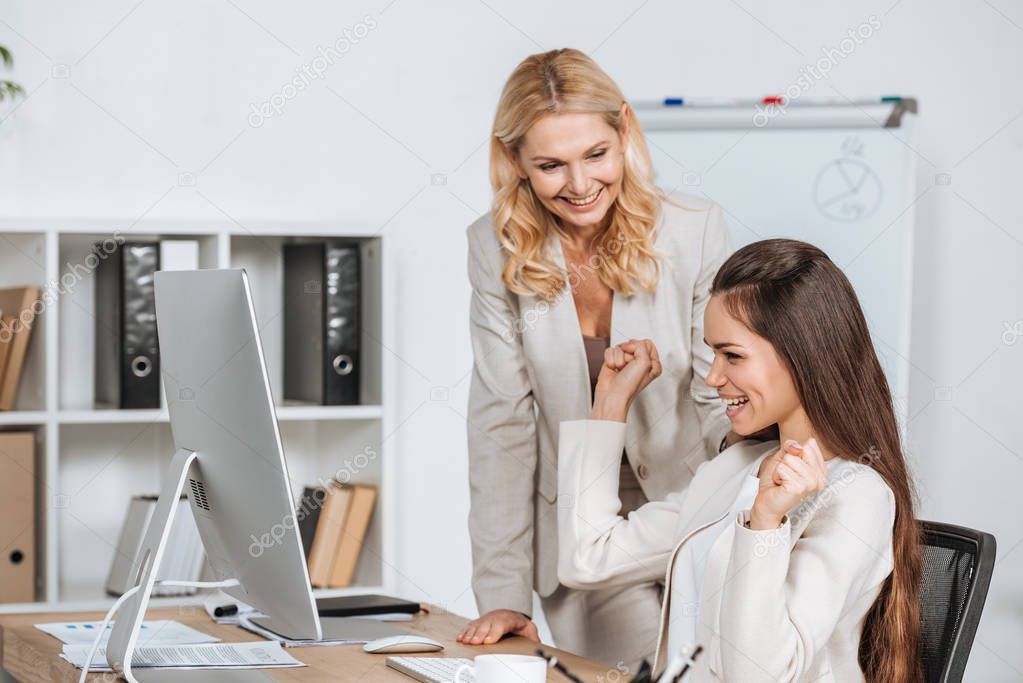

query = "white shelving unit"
[[0, 220, 395, 610]]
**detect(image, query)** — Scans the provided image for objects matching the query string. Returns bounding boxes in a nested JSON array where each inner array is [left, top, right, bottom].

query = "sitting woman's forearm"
[[557, 419, 684, 589], [590, 394, 629, 422]]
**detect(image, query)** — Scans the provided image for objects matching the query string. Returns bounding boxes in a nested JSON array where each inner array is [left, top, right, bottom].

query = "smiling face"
[[511, 110, 627, 232], [703, 294, 804, 436]]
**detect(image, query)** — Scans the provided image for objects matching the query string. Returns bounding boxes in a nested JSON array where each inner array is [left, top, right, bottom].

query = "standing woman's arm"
[[465, 222, 539, 621], [688, 203, 733, 454]]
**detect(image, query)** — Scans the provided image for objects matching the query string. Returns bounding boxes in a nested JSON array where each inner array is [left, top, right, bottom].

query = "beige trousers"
[[540, 457, 663, 673]]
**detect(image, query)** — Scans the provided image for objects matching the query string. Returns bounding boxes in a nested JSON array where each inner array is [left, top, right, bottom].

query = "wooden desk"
[[0, 604, 618, 682]]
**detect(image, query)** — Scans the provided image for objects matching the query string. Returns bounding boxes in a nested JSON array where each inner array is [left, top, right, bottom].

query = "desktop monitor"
[[106, 269, 322, 676]]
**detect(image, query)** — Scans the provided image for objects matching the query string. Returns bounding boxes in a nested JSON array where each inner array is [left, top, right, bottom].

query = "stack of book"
[[0, 286, 41, 411], [296, 483, 377, 588]]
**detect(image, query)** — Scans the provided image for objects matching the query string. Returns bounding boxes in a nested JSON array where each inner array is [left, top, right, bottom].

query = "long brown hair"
[[710, 238, 922, 683]]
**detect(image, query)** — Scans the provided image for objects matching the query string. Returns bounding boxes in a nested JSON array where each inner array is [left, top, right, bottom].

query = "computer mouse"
[[362, 634, 445, 654]]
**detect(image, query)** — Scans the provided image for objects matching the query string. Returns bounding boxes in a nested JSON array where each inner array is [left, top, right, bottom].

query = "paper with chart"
[[36, 619, 219, 646], [61, 641, 304, 671]]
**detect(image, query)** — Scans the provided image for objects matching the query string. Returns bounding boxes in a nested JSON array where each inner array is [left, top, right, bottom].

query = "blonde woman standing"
[[456, 48, 737, 667]]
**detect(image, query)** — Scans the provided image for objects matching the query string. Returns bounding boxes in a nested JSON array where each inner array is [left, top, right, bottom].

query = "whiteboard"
[[637, 103, 918, 421]]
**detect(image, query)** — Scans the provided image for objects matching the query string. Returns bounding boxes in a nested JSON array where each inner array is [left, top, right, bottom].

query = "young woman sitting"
[[557, 238, 922, 682]]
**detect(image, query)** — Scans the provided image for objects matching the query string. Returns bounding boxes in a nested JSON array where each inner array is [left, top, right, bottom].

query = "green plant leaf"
[[0, 80, 24, 102], [0, 45, 24, 102]]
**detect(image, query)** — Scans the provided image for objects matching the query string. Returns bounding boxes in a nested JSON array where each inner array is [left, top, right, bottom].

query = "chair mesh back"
[[919, 533, 976, 683]]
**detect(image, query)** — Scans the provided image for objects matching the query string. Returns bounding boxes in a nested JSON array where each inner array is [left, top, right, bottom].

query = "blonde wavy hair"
[[490, 48, 665, 302]]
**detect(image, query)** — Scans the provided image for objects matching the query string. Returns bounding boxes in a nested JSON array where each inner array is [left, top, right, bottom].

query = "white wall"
[[2, 1, 1021, 679]]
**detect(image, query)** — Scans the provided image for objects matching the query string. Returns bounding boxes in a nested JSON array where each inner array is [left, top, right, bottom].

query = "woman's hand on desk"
[[456, 609, 540, 645], [591, 339, 662, 422]]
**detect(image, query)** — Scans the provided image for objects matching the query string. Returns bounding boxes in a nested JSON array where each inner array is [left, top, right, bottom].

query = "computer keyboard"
[[386, 656, 476, 682]]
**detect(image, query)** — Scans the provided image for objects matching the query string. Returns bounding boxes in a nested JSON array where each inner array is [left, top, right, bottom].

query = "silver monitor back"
[[106, 268, 321, 674]]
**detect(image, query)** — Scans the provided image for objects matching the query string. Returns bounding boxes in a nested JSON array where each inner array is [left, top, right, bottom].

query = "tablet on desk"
[[316, 594, 422, 618]]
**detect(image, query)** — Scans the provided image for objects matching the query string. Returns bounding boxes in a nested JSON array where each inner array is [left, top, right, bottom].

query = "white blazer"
[[557, 420, 896, 682], [466, 194, 732, 616]]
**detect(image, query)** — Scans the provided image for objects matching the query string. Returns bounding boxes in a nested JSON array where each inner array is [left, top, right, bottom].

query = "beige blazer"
[[557, 420, 897, 681], [466, 193, 732, 616]]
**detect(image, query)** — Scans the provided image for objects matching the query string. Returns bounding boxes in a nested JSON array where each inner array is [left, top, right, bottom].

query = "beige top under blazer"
[[558, 420, 897, 682], [466, 193, 732, 616]]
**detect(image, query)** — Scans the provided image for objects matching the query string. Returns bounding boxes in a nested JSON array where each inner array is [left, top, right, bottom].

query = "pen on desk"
[[535, 649, 584, 683], [213, 603, 238, 617]]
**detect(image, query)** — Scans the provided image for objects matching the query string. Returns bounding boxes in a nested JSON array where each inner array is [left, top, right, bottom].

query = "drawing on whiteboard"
[[814, 138, 879, 221], [814, 157, 882, 222]]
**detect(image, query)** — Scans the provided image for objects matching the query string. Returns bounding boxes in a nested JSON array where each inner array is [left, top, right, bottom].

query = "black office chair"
[[919, 520, 996, 683]]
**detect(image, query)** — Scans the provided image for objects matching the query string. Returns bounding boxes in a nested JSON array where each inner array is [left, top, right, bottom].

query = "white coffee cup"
[[453, 654, 547, 682]]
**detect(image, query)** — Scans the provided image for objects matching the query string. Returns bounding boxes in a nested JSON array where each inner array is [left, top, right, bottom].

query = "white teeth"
[[562, 189, 601, 206], [723, 396, 749, 406]]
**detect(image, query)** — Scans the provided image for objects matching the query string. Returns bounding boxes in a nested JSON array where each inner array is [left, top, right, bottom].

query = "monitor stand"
[[102, 448, 276, 682]]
